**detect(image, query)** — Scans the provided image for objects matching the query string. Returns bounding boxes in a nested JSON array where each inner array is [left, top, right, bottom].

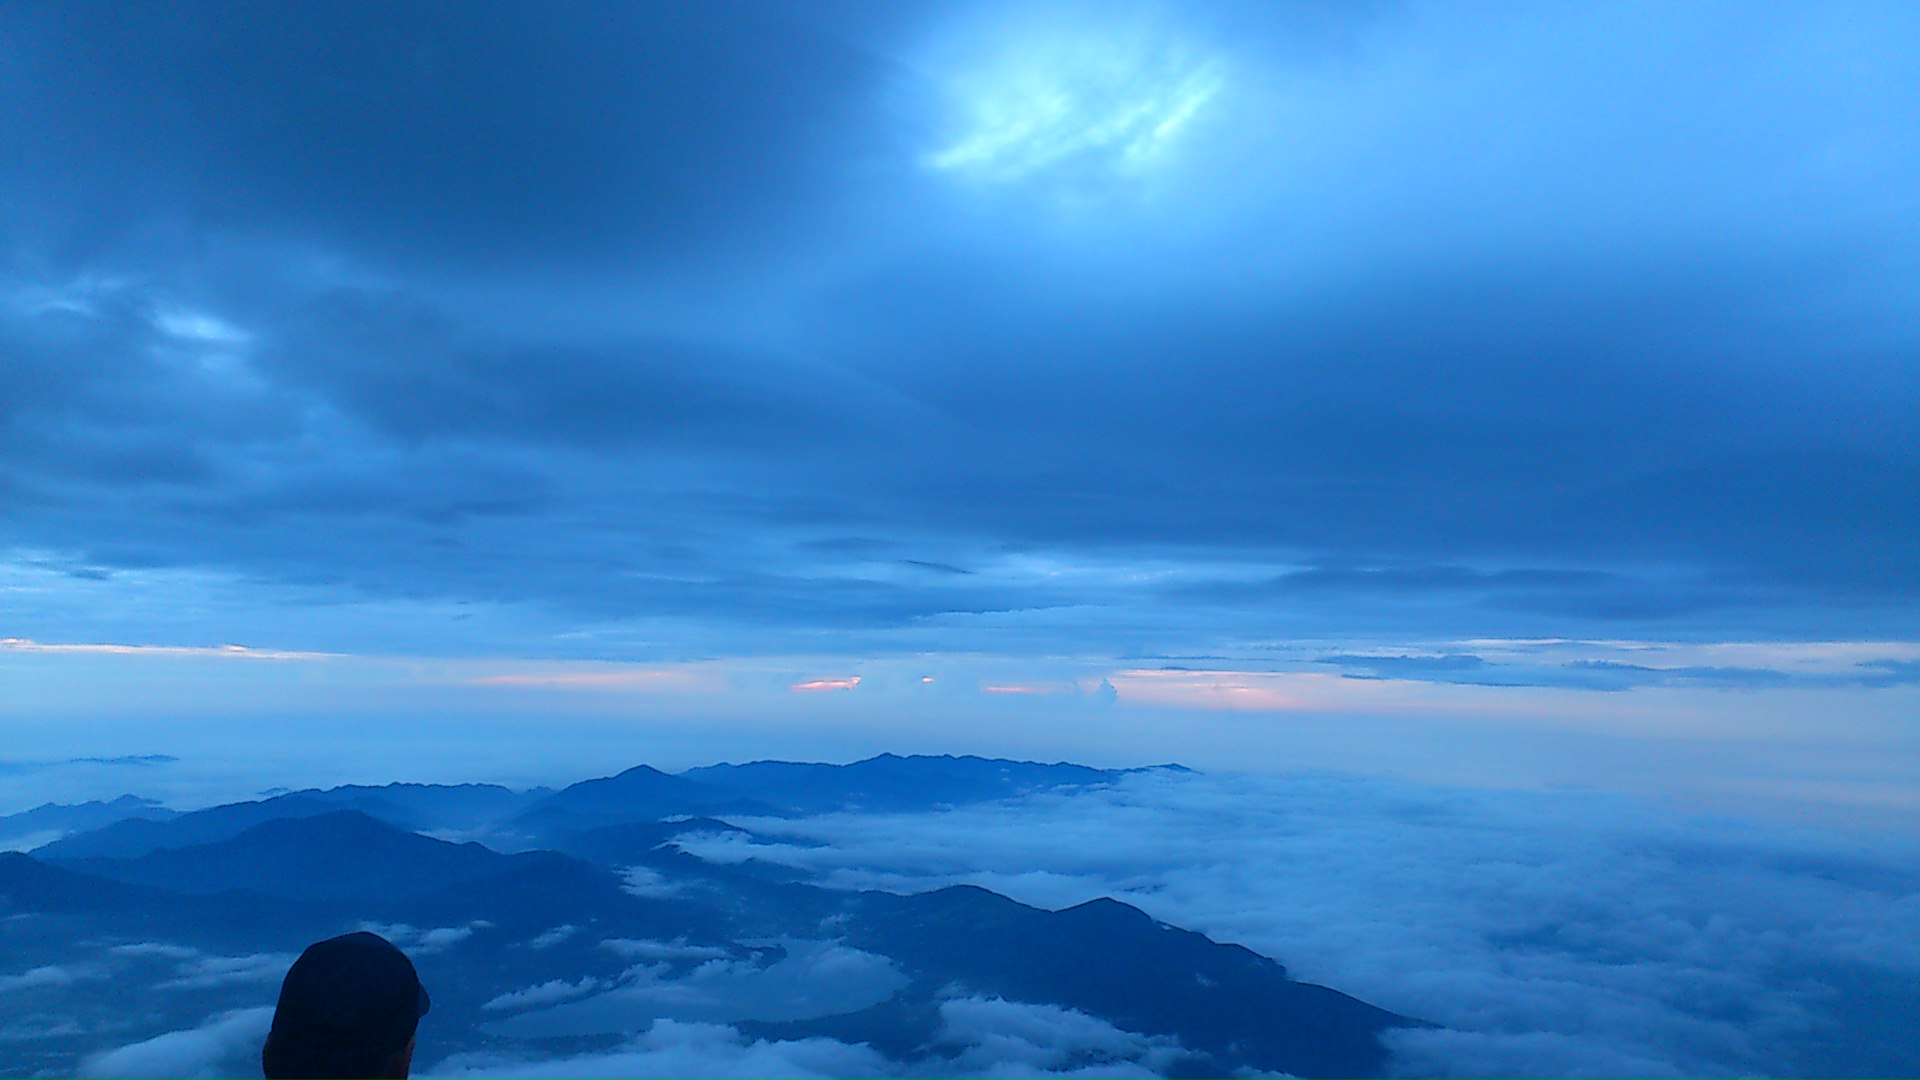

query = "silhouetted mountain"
[[681, 752, 1167, 813], [31, 793, 342, 860], [54, 811, 528, 903], [0, 796, 176, 850], [0, 851, 161, 913], [842, 884, 1416, 1078]]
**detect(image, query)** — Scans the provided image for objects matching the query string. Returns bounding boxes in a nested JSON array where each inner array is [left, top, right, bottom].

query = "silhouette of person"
[[262, 931, 430, 1079]]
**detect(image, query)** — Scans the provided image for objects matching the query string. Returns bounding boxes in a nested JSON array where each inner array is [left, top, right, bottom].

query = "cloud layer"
[[1, 1, 1915, 668], [677, 770, 1920, 1077]]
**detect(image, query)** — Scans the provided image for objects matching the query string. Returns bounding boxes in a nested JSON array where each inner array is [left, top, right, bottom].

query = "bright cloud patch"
[[926, 24, 1226, 181], [78, 1006, 273, 1080], [432, 999, 1189, 1079]]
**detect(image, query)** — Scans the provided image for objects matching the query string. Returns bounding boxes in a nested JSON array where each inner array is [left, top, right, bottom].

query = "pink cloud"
[[1108, 668, 1337, 712], [790, 676, 862, 693]]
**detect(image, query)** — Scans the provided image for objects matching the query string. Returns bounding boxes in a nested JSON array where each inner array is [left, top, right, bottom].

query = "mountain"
[[544, 816, 752, 866], [53, 811, 533, 903], [681, 752, 1168, 814], [2, 759, 1424, 1079], [501, 764, 776, 842], [0, 795, 176, 851], [0, 851, 161, 914], [31, 793, 344, 860], [842, 884, 1415, 1078]]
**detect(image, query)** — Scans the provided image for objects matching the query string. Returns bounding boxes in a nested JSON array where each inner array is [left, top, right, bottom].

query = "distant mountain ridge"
[[0, 795, 176, 851], [29, 754, 1179, 862], [59, 810, 542, 902], [681, 752, 1183, 814], [34, 793, 350, 860]]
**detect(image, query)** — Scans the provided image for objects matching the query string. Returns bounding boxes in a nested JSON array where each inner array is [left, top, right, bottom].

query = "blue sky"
[[2, 1, 1916, 818]]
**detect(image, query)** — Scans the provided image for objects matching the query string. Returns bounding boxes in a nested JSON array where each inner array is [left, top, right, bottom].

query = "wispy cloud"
[[0, 638, 333, 662]]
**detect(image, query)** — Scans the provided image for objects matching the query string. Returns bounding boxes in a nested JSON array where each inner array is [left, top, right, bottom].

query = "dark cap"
[[270, 931, 430, 1055]]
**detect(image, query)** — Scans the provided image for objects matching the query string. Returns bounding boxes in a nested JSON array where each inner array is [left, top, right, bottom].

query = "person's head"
[[262, 931, 430, 1079]]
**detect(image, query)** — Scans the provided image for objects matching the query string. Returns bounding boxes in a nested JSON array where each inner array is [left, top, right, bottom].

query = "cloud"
[[529, 925, 580, 949], [600, 939, 732, 963], [482, 977, 609, 1013], [0, 1, 1914, 678], [434, 999, 1197, 1080], [1310, 641, 1920, 692], [674, 771, 1920, 1078], [4, 5, 887, 268], [356, 921, 493, 955], [618, 866, 682, 899], [160, 952, 297, 991], [0, 965, 97, 993], [490, 942, 906, 1036], [791, 678, 863, 693], [923, 13, 1229, 182], [0, 637, 332, 661], [109, 943, 200, 960], [932, 997, 1188, 1078], [0, 1017, 83, 1043], [0, 754, 178, 780], [77, 1006, 273, 1080], [469, 666, 722, 693]]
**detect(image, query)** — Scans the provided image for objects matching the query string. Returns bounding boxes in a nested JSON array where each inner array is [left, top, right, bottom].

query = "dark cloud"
[[3, 3, 893, 270], [0, 0, 1915, 656], [1310, 653, 1920, 692]]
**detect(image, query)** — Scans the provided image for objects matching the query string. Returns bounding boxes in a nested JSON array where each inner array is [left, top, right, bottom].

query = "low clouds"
[[77, 1006, 272, 1080], [676, 771, 1920, 1078], [357, 921, 492, 956], [0, 965, 97, 993], [432, 998, 1196, 1080], [490, 941, 907, 1036], [481, 976, 607, 1013], [158, 952, 296, 992], [15, 769, 1917, 1077]]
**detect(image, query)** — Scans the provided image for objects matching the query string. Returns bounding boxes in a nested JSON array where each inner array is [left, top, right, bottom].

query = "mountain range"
[[1, 754, 1420, 1078]]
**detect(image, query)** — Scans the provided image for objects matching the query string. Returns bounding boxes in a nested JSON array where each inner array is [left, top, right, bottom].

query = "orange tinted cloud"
[[790, 676, 862, 693], [1108, 668, 1331, 712]]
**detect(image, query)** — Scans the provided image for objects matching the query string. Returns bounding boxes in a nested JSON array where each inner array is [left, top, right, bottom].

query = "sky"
[[2, 1, 1918, 821]]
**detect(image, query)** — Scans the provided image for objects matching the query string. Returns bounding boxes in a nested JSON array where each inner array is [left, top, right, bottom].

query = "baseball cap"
[[270, 931, 431, 1055]]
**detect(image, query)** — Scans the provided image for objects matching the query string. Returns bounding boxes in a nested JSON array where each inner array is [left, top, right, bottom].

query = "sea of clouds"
[[671, 770, 1920, 1078], [52, 770, 1920, 1079]]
